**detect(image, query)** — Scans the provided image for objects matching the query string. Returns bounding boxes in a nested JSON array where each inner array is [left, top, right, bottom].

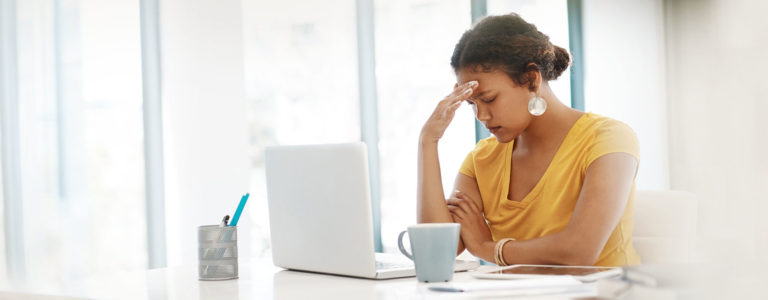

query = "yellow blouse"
[[459, 113, 641, 266]]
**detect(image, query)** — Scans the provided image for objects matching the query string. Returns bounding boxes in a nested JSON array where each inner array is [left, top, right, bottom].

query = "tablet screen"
[[495, 265, 615, 276]]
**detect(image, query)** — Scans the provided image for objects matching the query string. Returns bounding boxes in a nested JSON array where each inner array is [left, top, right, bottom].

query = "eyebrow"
[[469, 90, 491, 99]]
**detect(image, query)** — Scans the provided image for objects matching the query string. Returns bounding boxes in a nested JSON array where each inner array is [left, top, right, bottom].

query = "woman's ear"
[[525, 63, 542, 92]]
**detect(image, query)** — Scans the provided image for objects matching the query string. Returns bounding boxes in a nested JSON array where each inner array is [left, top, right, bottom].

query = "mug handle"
[[397, 230, 413, 260]]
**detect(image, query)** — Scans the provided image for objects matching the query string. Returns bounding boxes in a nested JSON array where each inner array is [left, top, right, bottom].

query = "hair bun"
[[551, 46, 571, 79], [451, 14, 572, 84]]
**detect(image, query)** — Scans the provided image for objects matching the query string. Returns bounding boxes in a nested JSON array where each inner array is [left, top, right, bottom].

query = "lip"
[[487, 126, 501, 134]]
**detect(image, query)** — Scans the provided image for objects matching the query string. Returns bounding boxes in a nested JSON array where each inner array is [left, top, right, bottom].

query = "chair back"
[[632, 190, 697, 264]]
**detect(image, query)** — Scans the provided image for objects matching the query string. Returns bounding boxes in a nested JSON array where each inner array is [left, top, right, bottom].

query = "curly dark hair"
[[450, 13, 571, 91]]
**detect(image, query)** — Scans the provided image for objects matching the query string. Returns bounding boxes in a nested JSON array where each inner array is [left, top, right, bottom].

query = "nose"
[[474, 103, 491, 123]]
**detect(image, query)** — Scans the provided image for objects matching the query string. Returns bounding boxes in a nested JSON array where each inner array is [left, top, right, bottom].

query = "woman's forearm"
[[495, 230, 601, 266], [417, 138, 453, 223], [416, 81, 476, 223]]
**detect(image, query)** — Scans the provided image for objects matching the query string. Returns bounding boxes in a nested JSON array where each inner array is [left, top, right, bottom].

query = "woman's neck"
[[515, 84, 583, 152]]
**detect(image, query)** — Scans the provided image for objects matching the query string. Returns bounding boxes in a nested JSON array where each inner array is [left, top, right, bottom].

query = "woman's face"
[[456, 68, 533, 143]]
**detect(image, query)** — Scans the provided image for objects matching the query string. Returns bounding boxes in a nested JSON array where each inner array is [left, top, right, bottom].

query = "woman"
[[418, 13, 640, 266]]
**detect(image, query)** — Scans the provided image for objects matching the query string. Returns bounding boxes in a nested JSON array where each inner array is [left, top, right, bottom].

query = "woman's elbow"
[[559, 251, 600, 266], [557, 239, 603, 266]]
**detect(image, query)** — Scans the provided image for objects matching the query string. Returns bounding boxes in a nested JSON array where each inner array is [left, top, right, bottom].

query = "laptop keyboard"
[[374, 253, 414, 270], [375, 260, 413, 270]]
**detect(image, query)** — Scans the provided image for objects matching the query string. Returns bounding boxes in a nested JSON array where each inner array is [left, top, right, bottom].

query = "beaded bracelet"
[[493, 238, 516, 266]]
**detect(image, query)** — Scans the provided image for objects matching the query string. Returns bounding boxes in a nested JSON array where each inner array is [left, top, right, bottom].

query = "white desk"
[[1, 258, 600, 299], [5, 257, 766, 299]]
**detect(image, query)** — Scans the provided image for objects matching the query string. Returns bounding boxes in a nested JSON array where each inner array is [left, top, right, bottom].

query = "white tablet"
[[472, 264, 622, 282]]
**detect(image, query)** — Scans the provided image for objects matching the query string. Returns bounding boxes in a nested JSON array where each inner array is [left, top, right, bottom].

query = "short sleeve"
[[585, 120, 640, 168], [458, 150, 476, 178]]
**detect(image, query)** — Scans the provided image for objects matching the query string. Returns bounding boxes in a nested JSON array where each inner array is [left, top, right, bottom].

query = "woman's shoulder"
[[579, 113, 637, 140], [577, 113, 640, 161], [469, 136, 507, 159], [473, 136, 504, 151]]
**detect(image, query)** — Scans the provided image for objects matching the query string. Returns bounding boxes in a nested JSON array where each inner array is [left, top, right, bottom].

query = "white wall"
[[582, 0, 669, 189], [160, 0, 251, 267], [583, 0, 768, 264], [665, 0, 768, 263]]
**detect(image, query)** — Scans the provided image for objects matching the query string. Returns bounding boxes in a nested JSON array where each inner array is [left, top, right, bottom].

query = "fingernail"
[[468, 81, 478, 87], [462, 88, 472, 95]]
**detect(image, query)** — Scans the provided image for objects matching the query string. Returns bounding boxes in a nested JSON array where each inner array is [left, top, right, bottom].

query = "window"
[[375, 0, 572, 253], [241, 0, 360, 258], [374, 0, 475, 252], [240, 0, 574, 256], [13, 0, 147, 285], [3, 0, 578, 277]]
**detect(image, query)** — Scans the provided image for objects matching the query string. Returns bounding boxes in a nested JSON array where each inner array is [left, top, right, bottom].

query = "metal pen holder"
[[198, 225, 238, 280]]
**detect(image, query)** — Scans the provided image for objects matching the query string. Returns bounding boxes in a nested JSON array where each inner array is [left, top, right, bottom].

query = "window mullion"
[[356, 0, 382, 252], [0, 0, 26, 283]]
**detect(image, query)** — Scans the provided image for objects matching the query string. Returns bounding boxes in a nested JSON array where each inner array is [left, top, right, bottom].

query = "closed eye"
[[480, 97, 496, 104]]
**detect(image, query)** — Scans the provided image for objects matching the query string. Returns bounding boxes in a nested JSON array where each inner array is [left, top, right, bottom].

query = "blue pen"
[[229, 193, 249, 226], [206, 194, 249, 276]]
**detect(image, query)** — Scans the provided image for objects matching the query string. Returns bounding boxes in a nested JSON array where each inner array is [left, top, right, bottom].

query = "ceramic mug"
[[397, 223, 460, 282]]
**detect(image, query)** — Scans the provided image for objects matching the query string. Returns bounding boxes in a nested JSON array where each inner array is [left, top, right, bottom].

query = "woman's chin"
[[493, 134, 514, 144]]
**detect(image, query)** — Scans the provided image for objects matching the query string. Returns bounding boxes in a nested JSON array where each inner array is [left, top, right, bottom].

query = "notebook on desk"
[[265, 142, 479, 279]]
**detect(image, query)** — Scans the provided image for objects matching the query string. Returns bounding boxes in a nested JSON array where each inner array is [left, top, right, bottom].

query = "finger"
[[447, 207, 463, 220], [446, 81, 478, 99], [453, 86, 474, 101], [442, 84, 477, 111], [448, 81, 477, 96], [440, 89, 472, 110], [455, 193, 481, 214], [442, 101, 463, 118], [453, 191, 469, 201], [449, 100, 463, 110], [460, 80, 479, 90], [447, 198, 473, 215], [448, 208, 459, 216], [446, 201, 468, 216]]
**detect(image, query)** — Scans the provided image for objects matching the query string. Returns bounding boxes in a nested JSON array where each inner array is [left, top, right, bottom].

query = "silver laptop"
[[265, 142, 478, 279]]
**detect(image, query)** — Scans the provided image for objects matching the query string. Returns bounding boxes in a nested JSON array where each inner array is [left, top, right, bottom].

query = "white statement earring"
[[528, 92, 547, 116]]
